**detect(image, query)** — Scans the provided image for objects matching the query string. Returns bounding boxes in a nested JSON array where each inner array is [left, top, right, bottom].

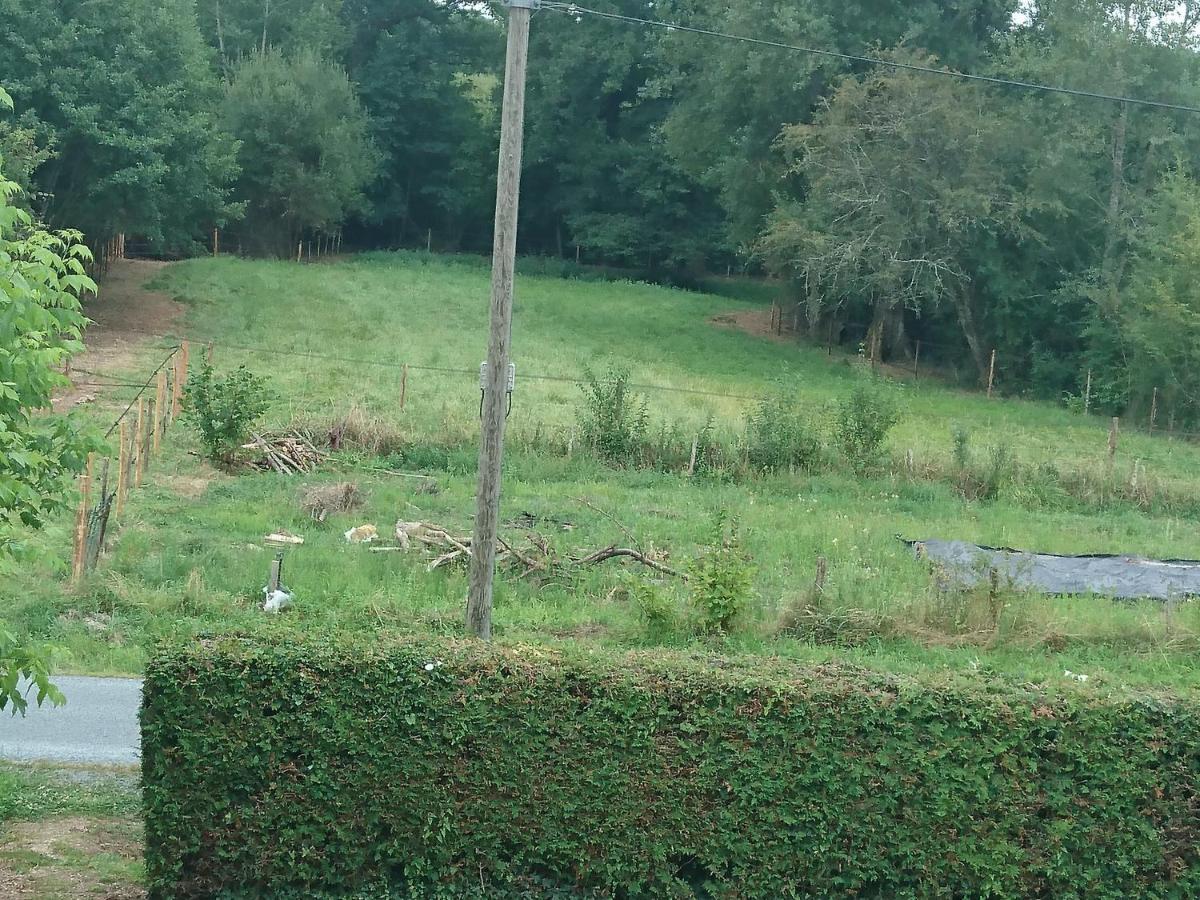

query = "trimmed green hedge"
[[143, 638, 1200, 898]]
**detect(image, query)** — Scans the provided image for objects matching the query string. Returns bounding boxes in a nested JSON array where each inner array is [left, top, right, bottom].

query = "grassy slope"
[[7, 252, 1200, 690]]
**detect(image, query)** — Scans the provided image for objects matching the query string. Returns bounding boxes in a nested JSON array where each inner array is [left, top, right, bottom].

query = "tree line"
[[2, 0, 1200, 421]]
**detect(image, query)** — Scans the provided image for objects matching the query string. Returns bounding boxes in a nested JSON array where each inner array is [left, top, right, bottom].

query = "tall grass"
[[7, 252, 1200, 690]]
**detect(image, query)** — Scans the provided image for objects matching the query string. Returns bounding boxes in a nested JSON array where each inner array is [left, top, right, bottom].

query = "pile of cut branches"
[[243, 431, 327, 475]]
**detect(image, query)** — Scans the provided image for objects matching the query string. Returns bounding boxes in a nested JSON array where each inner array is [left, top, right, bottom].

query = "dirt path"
[[0, 815, 144, 899], [54, 259, 184, 412]]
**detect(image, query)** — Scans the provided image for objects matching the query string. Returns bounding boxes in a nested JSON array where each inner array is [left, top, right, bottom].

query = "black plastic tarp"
[[908, 539, 1200, 601]]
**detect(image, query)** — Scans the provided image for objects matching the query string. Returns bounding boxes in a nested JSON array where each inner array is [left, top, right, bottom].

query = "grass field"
[[8, 252, 1200, 691]]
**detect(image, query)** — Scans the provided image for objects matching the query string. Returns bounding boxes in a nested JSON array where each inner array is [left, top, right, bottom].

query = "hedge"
[[142, 637, 1200, 898]]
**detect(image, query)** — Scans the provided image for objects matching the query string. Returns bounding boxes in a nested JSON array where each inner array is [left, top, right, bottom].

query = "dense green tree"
[[222, 49, 378, 256], [342, 0, 501, 249], [657, 0, 1020, 248], [521, 0, 724, 269], [0, 0, 238, 250], [760, 53, 1027, 383], [196, 0, 349, 72], [1104, 169, 1200, 425]]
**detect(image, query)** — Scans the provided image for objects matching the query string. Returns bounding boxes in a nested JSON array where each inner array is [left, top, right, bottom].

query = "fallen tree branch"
[[383, 520, 683, 581], [575, 546, 685, 579]]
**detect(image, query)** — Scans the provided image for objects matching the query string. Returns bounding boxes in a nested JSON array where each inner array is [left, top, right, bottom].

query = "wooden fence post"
[[987, 349, 997, 399], [154, 370, 167, 452], [813, 556, 828, 599], [116, 421, 129, 517], [1107, 417, 1120, 473], [87, 458, 111, 572], [134, 399, 147, 487], [71, 453, 95, 583], [687, 437, 698, 477], [173, 342, 190, 418], [400, 364, 409, 410], [1084, 370, 1092, 414], [170, 352, 182, 418]]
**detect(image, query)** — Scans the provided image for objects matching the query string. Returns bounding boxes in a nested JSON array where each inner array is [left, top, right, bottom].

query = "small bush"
[[980, 442, 1015, 501], [950, 425, 1015, 502], [744, 393, 822, 473], [834, 380, 900, 472], [626, 577, 680, 641], [952, 424, 971, 470], [689, 514, 755, 635], [183, 360, 271, 463], [578, 365, 648, 465]]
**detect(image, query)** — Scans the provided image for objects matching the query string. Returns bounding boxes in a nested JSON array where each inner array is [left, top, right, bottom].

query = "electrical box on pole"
[[466, 0, 536, 640]]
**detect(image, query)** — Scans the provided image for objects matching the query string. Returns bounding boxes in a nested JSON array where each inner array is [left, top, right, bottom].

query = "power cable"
[[540, 2, 1200, 115]]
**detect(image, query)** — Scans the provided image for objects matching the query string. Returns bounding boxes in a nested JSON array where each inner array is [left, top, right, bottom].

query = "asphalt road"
[[0, 675, 141, 764]]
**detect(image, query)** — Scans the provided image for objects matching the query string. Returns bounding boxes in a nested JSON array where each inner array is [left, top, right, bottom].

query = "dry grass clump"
[[300, 482, 365, 522]]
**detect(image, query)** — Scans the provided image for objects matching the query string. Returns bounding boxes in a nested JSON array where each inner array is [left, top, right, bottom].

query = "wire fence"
[[82, 322, 1200, 443], [68, 343, 188, 585]]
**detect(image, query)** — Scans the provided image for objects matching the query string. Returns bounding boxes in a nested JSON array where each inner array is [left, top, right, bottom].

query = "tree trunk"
[[1101, 3, 1133, 313], [215, 0, 227, 73], [953, 284, 989, 386], [261, 0, 270, 53], [1100, 101, 1129, 312]]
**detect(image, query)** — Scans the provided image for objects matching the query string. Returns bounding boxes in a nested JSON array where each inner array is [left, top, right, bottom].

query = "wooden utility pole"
[[467, 0, 534, 641]]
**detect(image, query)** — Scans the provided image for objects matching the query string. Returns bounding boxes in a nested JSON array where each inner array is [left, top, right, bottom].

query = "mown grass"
[[0, 764, 139, 825], [7, 252, 1200, 691]]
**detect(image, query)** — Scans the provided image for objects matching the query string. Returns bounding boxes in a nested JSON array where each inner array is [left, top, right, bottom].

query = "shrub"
[[689, 514, 754, 634], [144, 636, 1200, 898], [834, 380, 900, 471], [626, 577, 680, 641], [950, 425, 1015, 502], [183, 360, 271, 463], [578, 364, 648, 465], [744, 393, 822, 473], [952, 423, 971, 470], [980, 441, 1015, 501]]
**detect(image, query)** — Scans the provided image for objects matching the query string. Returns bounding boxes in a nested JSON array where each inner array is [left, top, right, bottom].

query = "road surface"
[[0, 676, 141, 764]]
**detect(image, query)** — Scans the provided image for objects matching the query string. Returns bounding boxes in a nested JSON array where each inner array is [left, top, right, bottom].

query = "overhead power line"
[[539, 2, 1200, 115]]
